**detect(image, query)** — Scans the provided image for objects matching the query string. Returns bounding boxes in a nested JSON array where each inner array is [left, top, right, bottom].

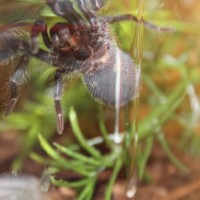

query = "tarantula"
[[0, 0, 173, 134]]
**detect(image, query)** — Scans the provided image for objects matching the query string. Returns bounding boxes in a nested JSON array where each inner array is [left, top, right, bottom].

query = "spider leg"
[[76, 0, 95, 21], [90, 0, 104, 11], [31, 20, 52, 54], [54, 70, 64, 134], [33, 49, 64, 134], [46, 0, 82, 23], [76, 0, 105, 21], [0, 30, 22, 63], [33, 48, 54, 66], [105, 14, 175, 32], [5, 54, 29, 116], [46, 0, 64, 16], [0, 50, 13, 63]]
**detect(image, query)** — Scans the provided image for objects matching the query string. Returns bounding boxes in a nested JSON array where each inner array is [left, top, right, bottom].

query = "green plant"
[[1, 0, 200, 199]]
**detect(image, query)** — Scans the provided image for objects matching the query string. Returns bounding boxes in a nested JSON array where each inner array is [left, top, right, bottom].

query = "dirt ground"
[[0, 131, 200, 200]]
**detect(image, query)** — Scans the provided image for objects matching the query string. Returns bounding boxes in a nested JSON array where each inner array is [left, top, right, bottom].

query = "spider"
[[0, 0, 174, 134]]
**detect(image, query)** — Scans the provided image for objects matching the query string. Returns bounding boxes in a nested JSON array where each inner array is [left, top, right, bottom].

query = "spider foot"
[[5, 98, 18, 116]]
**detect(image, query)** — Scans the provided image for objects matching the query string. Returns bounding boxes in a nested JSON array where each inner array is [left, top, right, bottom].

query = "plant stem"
[[157, 133, 188, 172], [105, 157, 123, 200], [54, 143, 101, 166], [69, 107, 101, 159], [77, 178, 96, 200]]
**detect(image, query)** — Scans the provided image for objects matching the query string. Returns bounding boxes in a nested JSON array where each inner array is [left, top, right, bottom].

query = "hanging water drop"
[[126, 172, 138, 198], [40, 168, 51, 192], [12, 169, 19, 177]]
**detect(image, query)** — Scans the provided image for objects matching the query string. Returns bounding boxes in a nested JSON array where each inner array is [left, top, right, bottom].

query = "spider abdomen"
[[83, 45, 140, 105]]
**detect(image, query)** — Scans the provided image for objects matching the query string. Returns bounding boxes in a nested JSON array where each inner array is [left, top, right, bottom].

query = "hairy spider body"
[[38, 19, 138, 105], [0, 0, 173, 134], [47, 19, 111, 72]]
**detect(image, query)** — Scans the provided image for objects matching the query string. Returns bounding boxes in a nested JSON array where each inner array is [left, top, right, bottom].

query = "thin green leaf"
[[38, 134, 93, 176], [12, 123, 40, 170], [51, 177, 93, 189], [105, 158, 123, 200], [69, 107, 101, 159], [54, 143, 101, 166], [157, 134, 188, 172], [139, 80, 187, 139], [98, 107, 114, 149], [29, 152, 48, 164], [77, 178, 96, 200], [138, 137, 154, 179]]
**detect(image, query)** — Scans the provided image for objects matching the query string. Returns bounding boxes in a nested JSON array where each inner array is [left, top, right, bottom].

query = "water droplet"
[[40, 169, 51, 192], [126, 186, 137, 198], [12, 169, 19, 176], [113, 134, 122, 144], [126, 174, 137, 198]]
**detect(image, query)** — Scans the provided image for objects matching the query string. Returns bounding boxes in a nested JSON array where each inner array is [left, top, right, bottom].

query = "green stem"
[[38, 134, 93, 176], [157, 134, 188, 172], [138, 137, 154, 179], [98, 106, 114, 149], [69, 107, 101, 159], [51, 177, 92, 188], [54, 143, 101, 166], [77, 178, 96, 200], [139, 80, 187, 140], [105, 157, 123, 200], [143, 74, 164, 96], [12, 123, 40, 170], [99, 120, 114, 149]]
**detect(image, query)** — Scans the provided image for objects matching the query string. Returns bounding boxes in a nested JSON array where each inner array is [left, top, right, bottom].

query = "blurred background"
[[0, 0, 200, 200]]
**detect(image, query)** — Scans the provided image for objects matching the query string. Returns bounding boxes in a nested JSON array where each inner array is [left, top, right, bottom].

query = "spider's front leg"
[[46, 0, 81, 23], [32, 20, 64, 134], [54, 70, 64, 134], [30, 47, 64, 134], [5, 54, 29, 116], [0, 50, 14, 63], [105, 14, 175, 32], [31, 20, 52, 54]]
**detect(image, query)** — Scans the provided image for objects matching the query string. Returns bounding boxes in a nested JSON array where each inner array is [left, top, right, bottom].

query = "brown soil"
[[0, 131, 200, 200]]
